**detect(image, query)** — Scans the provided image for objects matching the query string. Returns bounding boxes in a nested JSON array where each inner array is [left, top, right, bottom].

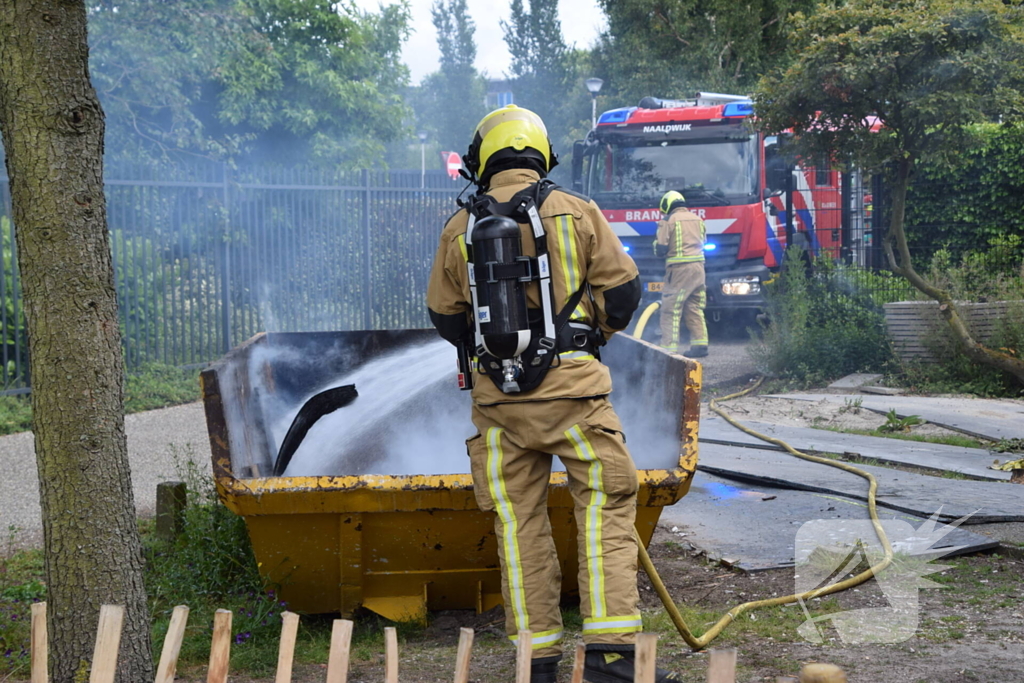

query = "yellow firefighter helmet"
[[464, 105, 557, 183], [660, 190, 685, 215]]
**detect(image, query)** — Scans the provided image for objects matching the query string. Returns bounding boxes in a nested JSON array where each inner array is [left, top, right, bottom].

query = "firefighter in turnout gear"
[[427, 105, 680, 683], [654, 191, 708, 358]]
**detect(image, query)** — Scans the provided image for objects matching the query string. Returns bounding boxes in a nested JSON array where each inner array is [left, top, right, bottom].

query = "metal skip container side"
[[200, 329, 701, 622]]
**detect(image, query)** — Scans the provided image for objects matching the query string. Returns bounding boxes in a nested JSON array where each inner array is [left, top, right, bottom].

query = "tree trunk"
[[0, 2, 152, 682], [882, 158, 1024, 386]]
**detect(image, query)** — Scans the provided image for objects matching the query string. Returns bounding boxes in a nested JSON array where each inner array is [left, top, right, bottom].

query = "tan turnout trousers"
[[467, 397, 641, 659], [659, 262, 708, 352]]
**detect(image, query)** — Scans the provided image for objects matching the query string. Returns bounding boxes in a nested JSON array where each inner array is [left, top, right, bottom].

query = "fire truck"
[[570, 92, 862, 329]]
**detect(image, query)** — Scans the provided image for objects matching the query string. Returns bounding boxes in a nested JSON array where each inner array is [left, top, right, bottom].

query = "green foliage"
[[412, 0, 488, 154], [0, 528, 43, 676], [750, 252, 894, 384], [500, 0, 591, 167], [593, 0, 816, 107], [894, 304, 1024, 397], [89, 0, 412, 166], [925, 236, 1024, 301], [0, 395, 31, 435], [992, 438, 1024, 454], [124, 364, 201, 413], [0, 363, 200, 437], [906, 124, 1024, 258], [890, 248, 1024, 397], [754, 0, 1024, 174], [878, 409, 924, 433], [144, 449, 293, 674]]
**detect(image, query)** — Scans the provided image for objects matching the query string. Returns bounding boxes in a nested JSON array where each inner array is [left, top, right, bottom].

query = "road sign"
[[444, 151, 462, 180]]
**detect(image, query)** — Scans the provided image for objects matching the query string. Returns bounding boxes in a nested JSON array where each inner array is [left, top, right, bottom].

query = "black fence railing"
[[0, 162, 465, 390], [2, 162, 1020, 392]]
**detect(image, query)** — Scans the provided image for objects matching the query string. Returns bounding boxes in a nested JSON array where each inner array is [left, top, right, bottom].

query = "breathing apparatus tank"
[[471, 215, 531, 357], [469, 215, 533, 392]]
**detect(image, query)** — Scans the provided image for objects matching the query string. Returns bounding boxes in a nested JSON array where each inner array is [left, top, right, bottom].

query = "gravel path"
[[0, 402, 213, 546]]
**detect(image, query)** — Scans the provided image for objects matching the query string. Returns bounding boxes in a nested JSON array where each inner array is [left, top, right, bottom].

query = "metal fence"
[[0, 162, 464, 390]]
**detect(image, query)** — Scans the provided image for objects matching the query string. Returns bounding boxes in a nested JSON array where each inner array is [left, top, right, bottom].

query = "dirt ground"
[[710, 394, 976, 440], [169, 525, 1021, 683]]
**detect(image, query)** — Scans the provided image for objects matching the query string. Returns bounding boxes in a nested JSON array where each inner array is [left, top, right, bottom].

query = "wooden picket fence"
[[28, 602, 848, 682]]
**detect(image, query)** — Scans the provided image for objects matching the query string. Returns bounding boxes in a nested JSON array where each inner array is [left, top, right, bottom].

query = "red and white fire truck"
[[571, 92, 864, 324]]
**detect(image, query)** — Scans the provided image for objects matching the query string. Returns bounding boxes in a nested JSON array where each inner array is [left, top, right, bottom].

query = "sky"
[[350, 0, 608, 84]]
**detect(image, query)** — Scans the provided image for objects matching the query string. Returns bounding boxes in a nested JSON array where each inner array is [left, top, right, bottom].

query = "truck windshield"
[[586, 137, 759, 207]]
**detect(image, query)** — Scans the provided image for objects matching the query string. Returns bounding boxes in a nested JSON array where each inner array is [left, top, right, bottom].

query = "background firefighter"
[[654, 191, 709, 358], [426, 105, 680, 683]]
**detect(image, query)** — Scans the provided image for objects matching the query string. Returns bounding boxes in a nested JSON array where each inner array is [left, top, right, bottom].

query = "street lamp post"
[[417, 131, 428, 188], [585, 78, 603, 129]]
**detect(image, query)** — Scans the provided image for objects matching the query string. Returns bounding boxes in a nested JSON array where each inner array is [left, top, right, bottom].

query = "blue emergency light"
[[704, 242, 718, 251], [597, 107, 636, 125], [622, 245, 631, 253], [722, 102, 754, 117]]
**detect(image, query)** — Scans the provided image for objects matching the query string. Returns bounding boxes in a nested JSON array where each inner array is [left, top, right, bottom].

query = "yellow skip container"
[[201, 330, 700, 621]]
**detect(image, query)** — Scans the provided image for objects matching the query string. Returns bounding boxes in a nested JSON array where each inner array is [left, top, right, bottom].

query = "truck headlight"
[[721, 275, 761, 296]]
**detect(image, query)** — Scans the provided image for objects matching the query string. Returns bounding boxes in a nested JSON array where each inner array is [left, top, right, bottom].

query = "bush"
[[124, 363, 201, 413], [750, 252, 894, 385], [889, 243, 1024, 397], [0, 528, 44, 677], [144, 448, 291, 675]]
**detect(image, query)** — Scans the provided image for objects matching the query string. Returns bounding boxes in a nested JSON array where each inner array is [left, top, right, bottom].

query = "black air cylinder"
[[472, 215, 531, 359]]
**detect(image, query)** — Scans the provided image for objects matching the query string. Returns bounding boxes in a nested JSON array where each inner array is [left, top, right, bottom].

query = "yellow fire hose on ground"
[[632, 302, 895, 651]]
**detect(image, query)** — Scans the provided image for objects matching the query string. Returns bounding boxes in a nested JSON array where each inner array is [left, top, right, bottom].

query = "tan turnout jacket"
[[655, 206, 706, 264], [426, 169, 638, 406]]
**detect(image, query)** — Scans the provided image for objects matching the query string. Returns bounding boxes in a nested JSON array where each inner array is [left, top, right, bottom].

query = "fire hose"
[[632, 302, 894, 650]]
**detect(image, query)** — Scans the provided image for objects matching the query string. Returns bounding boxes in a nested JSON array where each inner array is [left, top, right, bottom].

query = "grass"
[[0, 362, 201, 436], [813, 425, 988, 450]]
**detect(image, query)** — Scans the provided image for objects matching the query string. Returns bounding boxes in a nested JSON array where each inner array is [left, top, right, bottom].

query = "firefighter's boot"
[[530, 654, 561, 683], [583, 647, 681, 683], [686, 345, 708, 358]]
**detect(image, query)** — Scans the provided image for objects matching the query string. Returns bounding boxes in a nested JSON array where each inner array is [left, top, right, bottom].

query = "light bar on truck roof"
[[598, 107, 636, 124], [722, 102, 754, 117]]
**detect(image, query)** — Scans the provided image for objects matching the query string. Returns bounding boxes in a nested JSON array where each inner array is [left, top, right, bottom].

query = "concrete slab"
[[697, 442, 1024, 524], [827, 373, 883, 390], [768, 394, 1024, 441], [699, 415, 1010, 481], [659, 472, 1000, 572], [860, 386, 904, 396]]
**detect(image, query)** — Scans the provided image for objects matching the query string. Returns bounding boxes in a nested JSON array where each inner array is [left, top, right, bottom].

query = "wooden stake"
[[514, 631, 532, 683], [452, 627, 474, 683], [155, 605, 190, 683], [207, 609, 233, 683], [274, 611, 300, 683], [89, 605, 125, 683], [707, 648, 737, 683], [30, 601, 47, 683], [799, 663, 847, 683], [634, 633, 658, 683], [384, 626, 399, 683], [325, 619, 354, 683], [569, 643, 586, 683]]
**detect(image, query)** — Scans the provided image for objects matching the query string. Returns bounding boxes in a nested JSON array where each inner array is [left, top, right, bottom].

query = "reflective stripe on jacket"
[[655, 207, 706, 264]]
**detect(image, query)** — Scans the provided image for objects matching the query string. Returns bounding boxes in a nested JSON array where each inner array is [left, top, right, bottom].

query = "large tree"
[[415, 0, 487, 153], [89, 0, 412, 166], [592, 0, 815, 107], [500, 0, 586, 157], [754, 0, 1024, 385], [0, 1, 152, 681]]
